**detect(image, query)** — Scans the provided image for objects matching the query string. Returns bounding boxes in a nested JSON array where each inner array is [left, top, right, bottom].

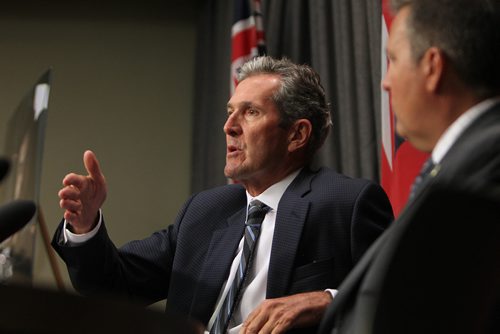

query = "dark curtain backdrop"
[[192, 0, 382, 193]]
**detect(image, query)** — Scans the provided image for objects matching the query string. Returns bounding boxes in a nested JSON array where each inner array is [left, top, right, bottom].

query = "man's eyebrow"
[[227, 101, 254, 109]]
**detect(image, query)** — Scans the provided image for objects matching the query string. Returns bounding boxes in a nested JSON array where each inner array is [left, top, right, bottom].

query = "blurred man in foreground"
[[318, 0, 500, 333]]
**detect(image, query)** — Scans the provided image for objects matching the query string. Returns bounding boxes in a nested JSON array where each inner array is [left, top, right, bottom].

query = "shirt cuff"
[[63, 209, 102, 245], [325, 288, 338, 299]]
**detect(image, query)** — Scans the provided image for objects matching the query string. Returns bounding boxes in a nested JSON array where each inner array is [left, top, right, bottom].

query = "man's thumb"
[[83, 150, 105, 182]]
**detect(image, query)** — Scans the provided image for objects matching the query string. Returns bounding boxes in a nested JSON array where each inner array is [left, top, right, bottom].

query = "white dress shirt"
[[431, 97, 500, 164], [206, 170, 301, 333]]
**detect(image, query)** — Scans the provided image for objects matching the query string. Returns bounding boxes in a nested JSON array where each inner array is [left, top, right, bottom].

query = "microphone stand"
[[37, 206, 65, 292]]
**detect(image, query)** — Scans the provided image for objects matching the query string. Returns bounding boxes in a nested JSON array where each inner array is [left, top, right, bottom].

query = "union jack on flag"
[[230, 0, 266, 94]]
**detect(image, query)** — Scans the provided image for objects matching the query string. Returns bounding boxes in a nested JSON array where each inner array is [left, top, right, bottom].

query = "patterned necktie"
[[409, 158, 435, 201], [210, 200, 270, 334]]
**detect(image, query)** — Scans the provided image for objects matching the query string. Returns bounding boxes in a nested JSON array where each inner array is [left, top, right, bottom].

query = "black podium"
[[0, 284, 204, 333]]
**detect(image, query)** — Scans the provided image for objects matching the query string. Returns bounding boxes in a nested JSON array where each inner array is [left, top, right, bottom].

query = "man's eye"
[[387, 52, 396, 63], [247, 109, 259, 116]]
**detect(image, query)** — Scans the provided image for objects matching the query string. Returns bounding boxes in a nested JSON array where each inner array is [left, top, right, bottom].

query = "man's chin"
[[224, 168, 238, 181], [224, 168, 245, 183], [224, 173, 241, 182]]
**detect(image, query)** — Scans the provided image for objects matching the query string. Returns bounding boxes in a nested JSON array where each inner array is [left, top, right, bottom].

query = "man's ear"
[[422, 46, 445, 93], [288, 119, 312, 152]]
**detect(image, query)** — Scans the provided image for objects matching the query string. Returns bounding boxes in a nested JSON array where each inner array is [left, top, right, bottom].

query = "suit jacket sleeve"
[[51, 194, 196, 305]]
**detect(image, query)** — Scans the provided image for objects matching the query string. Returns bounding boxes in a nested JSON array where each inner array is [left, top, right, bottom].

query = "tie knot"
[[247, 200, 270, 223], [420, 158, 435, 177], [409, 158, 436, 201]]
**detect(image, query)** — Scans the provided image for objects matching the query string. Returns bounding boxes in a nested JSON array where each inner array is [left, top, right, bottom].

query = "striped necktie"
[[210, 200, 270, 334], [409, 158, 435, 201]]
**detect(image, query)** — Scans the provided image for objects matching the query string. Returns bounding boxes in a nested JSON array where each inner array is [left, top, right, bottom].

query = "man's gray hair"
[[238, 56, 332, 159]]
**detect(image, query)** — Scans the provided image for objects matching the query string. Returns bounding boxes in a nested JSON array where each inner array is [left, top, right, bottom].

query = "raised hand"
[[58, 150, 107, 234]]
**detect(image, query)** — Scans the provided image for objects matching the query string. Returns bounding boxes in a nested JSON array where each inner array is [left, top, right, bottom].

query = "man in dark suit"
[[52, 56, 393, 333], [318, 0, 500, 333]]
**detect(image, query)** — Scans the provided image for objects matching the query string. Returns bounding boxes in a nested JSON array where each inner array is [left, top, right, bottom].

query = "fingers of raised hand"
[[57, 151, 106, 232], [59, 185, 82, 223], [59, 183, 81, 200], [62, 173, 86, 189], [59, 197, 81, 213], [63, 209, 80, 223]]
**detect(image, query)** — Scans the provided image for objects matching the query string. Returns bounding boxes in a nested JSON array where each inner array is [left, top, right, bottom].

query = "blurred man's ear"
[[422, 47, 445, 93]]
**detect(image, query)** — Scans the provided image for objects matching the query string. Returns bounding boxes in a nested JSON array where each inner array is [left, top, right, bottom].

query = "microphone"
[[0, 200, 37, 243], [0, 158, 9, 183]]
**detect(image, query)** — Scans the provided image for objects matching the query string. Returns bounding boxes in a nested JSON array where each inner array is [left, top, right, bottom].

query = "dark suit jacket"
[[318, 103, 500, 334], [52, 167, 393, 332]]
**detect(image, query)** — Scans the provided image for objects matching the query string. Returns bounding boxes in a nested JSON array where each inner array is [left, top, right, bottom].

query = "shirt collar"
[[432, 97, 500, 164], [245, 169, 302, 212]]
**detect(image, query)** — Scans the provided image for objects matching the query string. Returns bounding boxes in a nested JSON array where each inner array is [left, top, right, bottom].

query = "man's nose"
[[381, 70, 390, 92], [223, 113, 242, 136]]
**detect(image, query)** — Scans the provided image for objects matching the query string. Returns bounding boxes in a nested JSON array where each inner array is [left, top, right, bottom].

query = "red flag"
[[380, 0, 428, 217], [230, 0, 266, 94]]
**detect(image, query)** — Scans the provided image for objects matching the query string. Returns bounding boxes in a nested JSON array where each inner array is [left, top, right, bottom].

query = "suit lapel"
[[266, 169, 313, 298], [266, 192, 309, 298], [189, 207, 246, 324]]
